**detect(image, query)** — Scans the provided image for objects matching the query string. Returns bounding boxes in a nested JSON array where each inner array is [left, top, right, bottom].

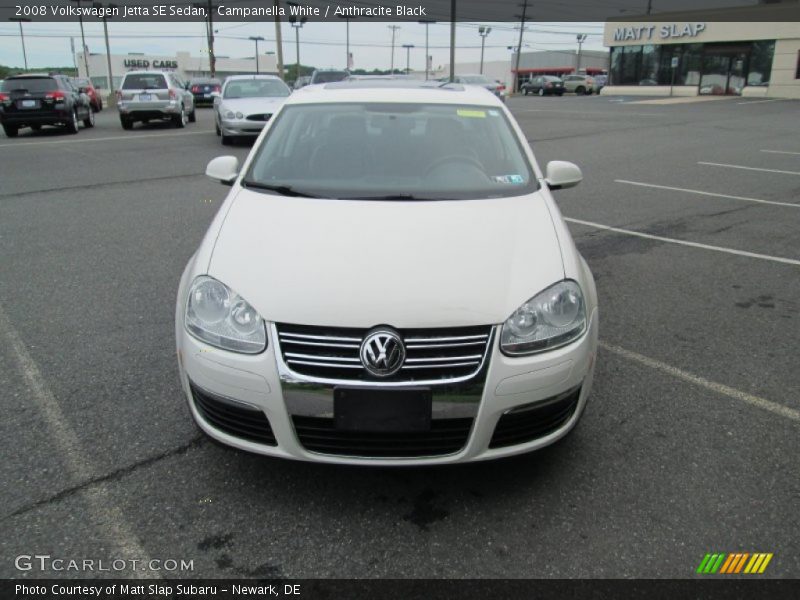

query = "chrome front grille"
[[274, 323, 494, 384]]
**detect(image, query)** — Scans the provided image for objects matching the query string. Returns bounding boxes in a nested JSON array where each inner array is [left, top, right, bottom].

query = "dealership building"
[[602, 2, 800, 98], [76, 51, 278, 90]]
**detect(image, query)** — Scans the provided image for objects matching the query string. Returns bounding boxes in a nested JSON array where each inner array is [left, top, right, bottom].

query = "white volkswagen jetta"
[[176, 80, 598, 465]]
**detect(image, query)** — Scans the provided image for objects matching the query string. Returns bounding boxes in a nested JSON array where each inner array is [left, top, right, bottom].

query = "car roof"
[[225, 74, 282, 80], [287, 80, 503, 107], [122, 71, 172, 76]]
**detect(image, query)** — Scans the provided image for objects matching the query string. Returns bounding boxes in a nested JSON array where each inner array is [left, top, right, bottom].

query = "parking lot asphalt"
[[0, 95, 798, 579]]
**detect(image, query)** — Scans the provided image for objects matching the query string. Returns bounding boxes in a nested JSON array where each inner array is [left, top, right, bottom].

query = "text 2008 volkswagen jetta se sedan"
[[176, 80, 598, 465]]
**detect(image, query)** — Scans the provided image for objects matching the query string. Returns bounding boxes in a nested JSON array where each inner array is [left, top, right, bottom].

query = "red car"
[[72, 77, 103, 112]]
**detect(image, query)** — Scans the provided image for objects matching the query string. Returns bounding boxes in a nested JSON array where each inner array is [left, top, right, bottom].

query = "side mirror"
[[206, 156, 240, 186], [545, 161, 582, 190]]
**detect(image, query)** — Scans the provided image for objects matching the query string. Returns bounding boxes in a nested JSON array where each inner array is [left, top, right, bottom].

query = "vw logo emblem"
[[360, 329, 406, 377]]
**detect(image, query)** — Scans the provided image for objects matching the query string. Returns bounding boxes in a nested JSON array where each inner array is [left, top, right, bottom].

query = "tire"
[[215, 120, 220, 136], [538, 88, 545, 97], [188, 107, 196, 123], [120, 116, 133, 130], [576, 86, 586, 95], [83, 107, 95, 128], [221, 133, 232, 146], [557, 92, 564, 97], [523, 89, 529, 95], [174, 105, 187, 128], [3, 124, 19, 137], [30, 124, 42, 131], [66, 109, 80, 134]]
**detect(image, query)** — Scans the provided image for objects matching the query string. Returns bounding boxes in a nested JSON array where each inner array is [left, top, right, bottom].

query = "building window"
[[620, 45, 642, 84], [748, 41, 775, 86]]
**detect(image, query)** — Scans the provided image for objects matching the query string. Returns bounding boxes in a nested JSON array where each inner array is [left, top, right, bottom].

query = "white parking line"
[[0, 303, 155, 577], [737, 98, 785, 105], [698, 162, 800, 176], [0, 130, 208, 149], [564, 217, 800, 266], [615, 179, 800, 209], [760, 149, 800, 156], [601, 342, 800, 423]]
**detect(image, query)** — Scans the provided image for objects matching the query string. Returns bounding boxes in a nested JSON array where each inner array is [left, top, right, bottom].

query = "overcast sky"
[[0, 20, 607, 71]]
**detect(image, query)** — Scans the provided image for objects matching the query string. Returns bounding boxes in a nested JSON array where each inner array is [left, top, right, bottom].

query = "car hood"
[[207, 189, 565, 328], [218, 97, 286, 115]]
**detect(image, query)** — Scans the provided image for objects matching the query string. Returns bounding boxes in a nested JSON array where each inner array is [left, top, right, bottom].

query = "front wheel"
[[221, 133, 233, 146], [575, 86, 586, 95], [215, 120, 220, 136], [83, 107, 95, 128], [66, 109, 80, 134], [538, 88, 545, 97], [188, 107, 196, 123], [3, 123, 19, 137]]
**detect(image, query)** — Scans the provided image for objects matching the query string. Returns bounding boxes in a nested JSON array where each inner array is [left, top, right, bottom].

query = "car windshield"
[[314, 71, 348, 83], [2, 77, 56, 92], [122, 74, 167, 90], [460, 75, 492, 84], [224, 79, 289, 99], [244, 102, 537, 200]]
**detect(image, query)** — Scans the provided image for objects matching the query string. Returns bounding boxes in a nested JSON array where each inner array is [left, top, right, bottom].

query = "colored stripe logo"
[[697, 553, 773, 574]]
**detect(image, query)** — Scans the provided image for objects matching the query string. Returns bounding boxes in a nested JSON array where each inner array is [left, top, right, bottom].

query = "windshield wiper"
[[346, 194, 443, 201], [241, 180, 322, 198]]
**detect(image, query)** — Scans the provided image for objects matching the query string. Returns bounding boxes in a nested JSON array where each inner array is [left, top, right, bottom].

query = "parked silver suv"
[[562, 74, 595, 95], [117, 71, 196, 130]]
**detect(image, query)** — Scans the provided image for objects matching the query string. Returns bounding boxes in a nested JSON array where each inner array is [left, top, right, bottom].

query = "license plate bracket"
[[334, 387, 432, 432], [138, 93, 151, 102]]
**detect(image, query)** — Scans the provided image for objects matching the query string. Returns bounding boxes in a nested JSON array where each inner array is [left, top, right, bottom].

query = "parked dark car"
[[521, 76, 565, 96], [0, 73, 94, 137], [309, 70, 349, 85], [188, 77, 221, 106], [72, 77, 103, 111]]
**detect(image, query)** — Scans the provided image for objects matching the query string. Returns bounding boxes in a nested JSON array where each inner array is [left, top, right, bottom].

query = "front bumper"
[[176, 307, 598, 465], [220, 118, 267, 137]]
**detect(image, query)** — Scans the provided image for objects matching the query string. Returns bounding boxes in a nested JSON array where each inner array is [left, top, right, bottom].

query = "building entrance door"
[[700, 48, 748, 95]]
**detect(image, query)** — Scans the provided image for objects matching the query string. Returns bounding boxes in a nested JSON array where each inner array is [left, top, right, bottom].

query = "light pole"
[[402, 44, 414, 75], [273, 0, 284, 80], [576, 33, 587, 73], [249, 36, 265, 74], [387, 25, 400, 74], [69, 0, 91, 78], [478, 26, 491, 75], [418, 19, 435, 80], [8, 17, 30, 71], [288, 10, 306, 83]]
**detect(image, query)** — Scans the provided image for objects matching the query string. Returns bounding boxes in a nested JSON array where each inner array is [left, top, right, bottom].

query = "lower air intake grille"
[[292, 416, 473, 458], [191, 384, 276, 446], [489, 386, 581, 449], [246, 113, 272, 121]]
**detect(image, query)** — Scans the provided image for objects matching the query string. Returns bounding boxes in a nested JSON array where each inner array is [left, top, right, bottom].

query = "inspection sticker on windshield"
[[493, 174, 524, 185], [457, 109, 486, 118]]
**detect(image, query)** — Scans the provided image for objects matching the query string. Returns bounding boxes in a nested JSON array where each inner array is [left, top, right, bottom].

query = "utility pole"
[[647, 0, 653, 15], [576, 33, 587, 73], [69, 0, 91, 78], [402, 44, 414, 75], [8, 17, 30, 71], [289, 13, 306, 82], [97, 3, 118, 97], [206, 0, 215, 77], [387, 25, 401, 74], [273, 0, 284, 80], [418, 19, 435, 80], [338, 15, 352, 70], [249, 36, 264, 74], [478, 26, 491, 75], [449, 0, 456, 82], [514, 0, 529, 94]]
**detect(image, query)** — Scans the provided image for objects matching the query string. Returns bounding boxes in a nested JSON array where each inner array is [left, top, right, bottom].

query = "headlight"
[[500, 280, 586, 356], [235, 111, 244, 119], [224, 110, 234, 119], [185, 276, 266, 354]]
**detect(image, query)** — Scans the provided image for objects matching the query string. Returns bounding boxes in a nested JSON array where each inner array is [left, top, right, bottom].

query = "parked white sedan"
[[177, 80, 598, 465], [213, 75, 290, 144]]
